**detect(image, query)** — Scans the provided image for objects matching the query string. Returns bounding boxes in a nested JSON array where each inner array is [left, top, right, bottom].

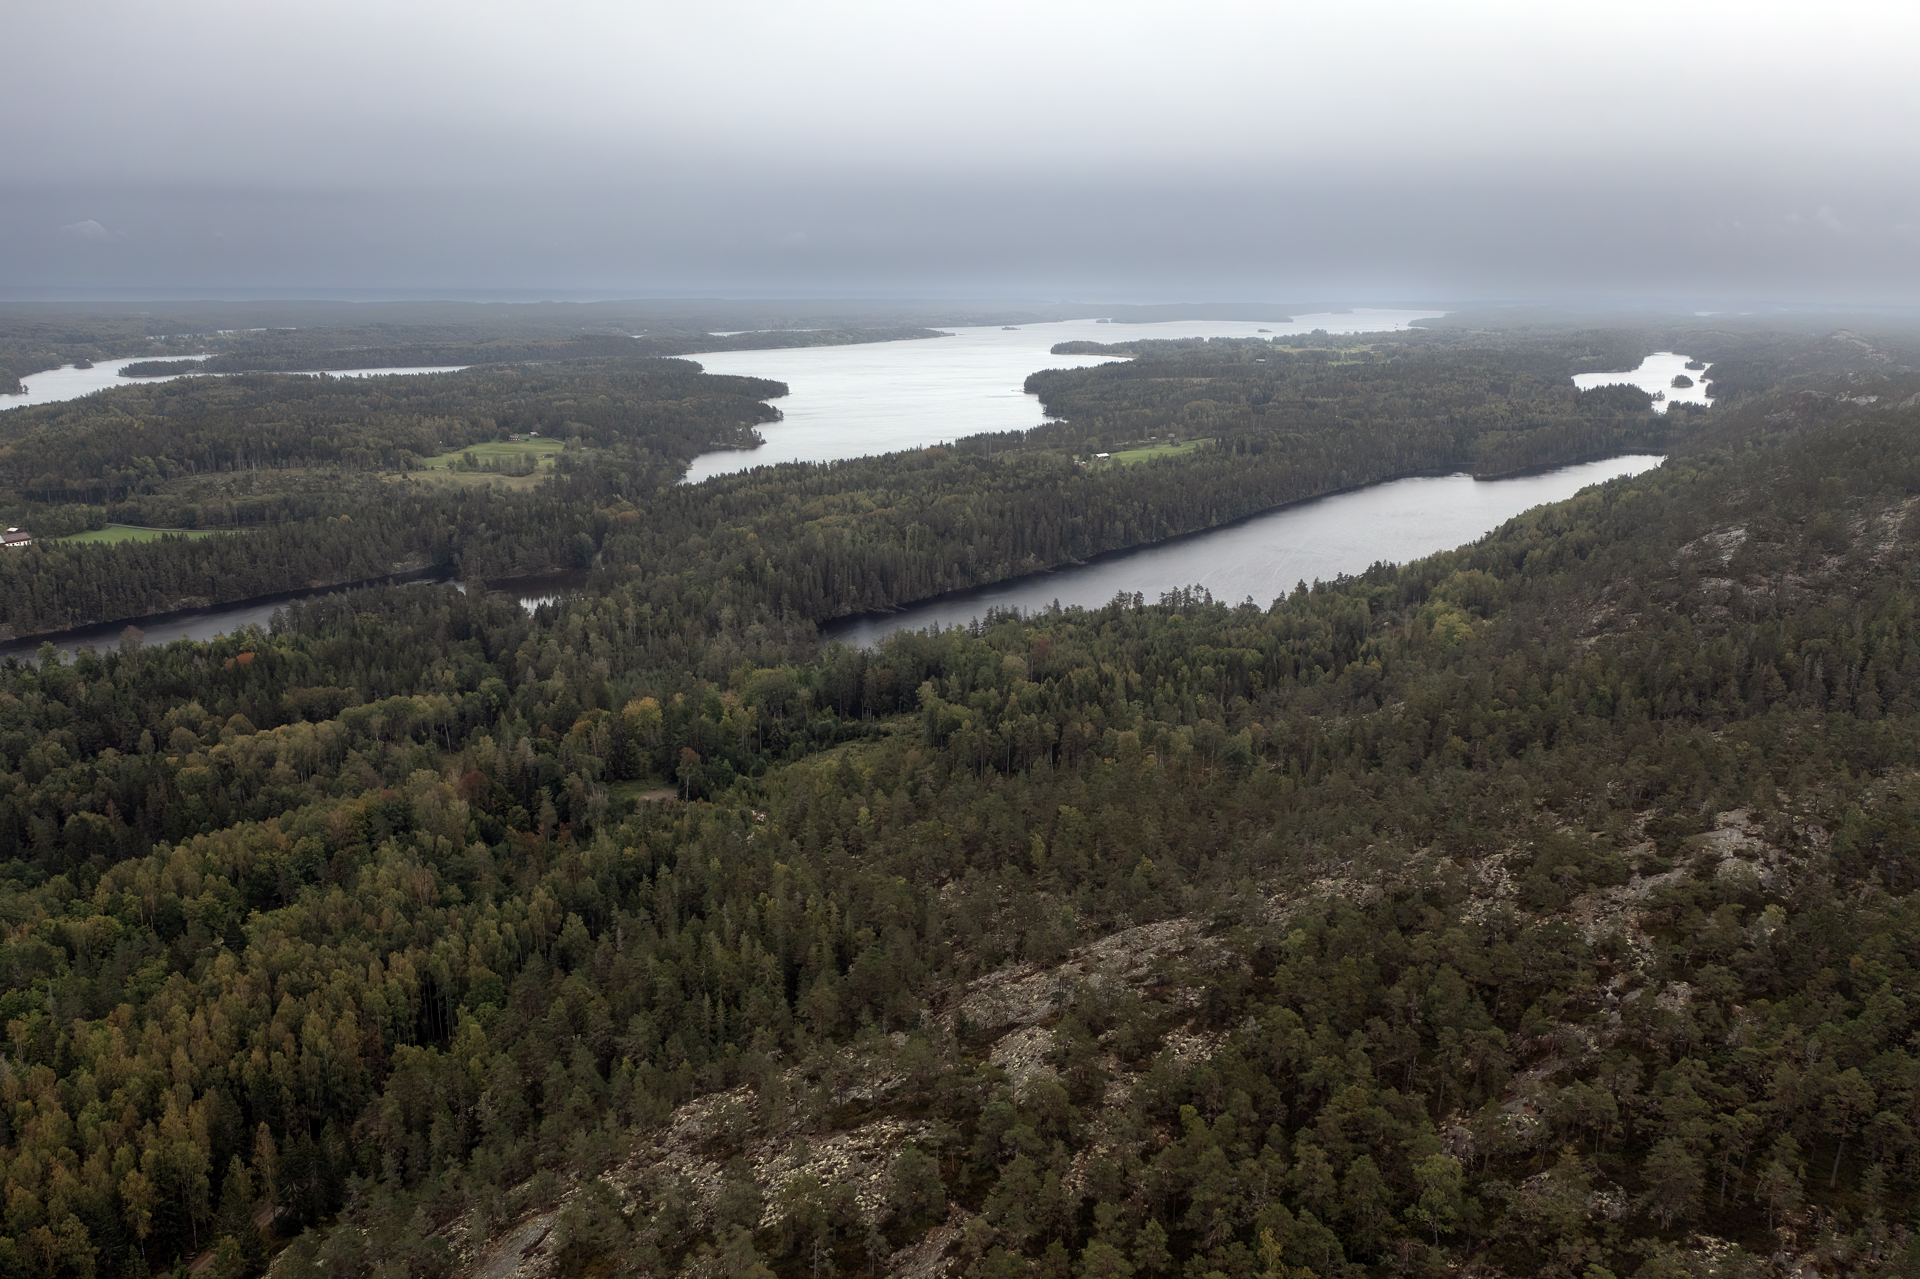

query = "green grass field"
[[1099, 438, 1213, 466], [419, 438, 563, 471], [58, 525, 231, 545], [408, 438, 563, 490]]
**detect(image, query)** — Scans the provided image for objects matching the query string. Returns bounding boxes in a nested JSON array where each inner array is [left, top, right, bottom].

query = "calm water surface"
[[0, 575, 562, 665], [1573, 351, 1712, 412], [683, 309, 1443, 481], [1, 359, 471, 411], [8, 310, 1663, 661], [1, 356, 207, 409], [828, 455, 1664, 647]]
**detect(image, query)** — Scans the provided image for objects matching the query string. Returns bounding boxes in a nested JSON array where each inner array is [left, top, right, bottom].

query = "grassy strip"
[[418, 438, 563, 471], [1099, 438, 1214, 466], [58, 525, 231, 545]]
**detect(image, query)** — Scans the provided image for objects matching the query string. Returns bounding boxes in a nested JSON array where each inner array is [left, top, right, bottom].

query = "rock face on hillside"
[[448, 914, 1241, 1279], [437, 808, 1835, 1279]]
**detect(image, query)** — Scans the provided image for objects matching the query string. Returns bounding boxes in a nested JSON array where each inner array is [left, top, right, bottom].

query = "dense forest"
[[7, 314, 1920, 1278], [0, 295, 1085, 391], [1024, 338, 1675, 475], [0, 360, 783, 498], [0, 359, 783, 634], [0, 319, 200, 397], [0, 323, 1709, 640], [116, 328, 947, 377]]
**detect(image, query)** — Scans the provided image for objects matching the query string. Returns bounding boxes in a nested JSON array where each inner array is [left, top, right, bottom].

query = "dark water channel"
[[3, 457, 1660, 665], [825, 455, 1664, 648], [0, 569, 580, 665]]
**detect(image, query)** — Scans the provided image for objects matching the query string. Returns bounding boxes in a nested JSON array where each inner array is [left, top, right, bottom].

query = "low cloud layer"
[[5, 0, 1918, 303]]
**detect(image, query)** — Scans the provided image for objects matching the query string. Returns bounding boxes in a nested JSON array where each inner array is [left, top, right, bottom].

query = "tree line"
[[1024, 337, 1676, 476]]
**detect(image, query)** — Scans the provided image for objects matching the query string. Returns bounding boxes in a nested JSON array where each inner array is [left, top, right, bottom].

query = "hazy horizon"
[[8, 0, 1918, 306]]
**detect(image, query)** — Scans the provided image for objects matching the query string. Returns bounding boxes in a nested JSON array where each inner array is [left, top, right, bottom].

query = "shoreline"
[[0, 565, 576, 660], [820, 451, 1666, 634], [1, 451, 1665, 658]]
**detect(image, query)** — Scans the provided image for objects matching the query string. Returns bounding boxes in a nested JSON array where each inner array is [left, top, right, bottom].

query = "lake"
[[682, 309, 1444, 481], [6, 453, 1658, 663], [1572, 351, 1712, 412], [0, 356, 201, 410], [0, 357, 472, 411], [5, 308, 1667, 663], [4, 311, 1437, 438], [826, 455, 1664, 647]]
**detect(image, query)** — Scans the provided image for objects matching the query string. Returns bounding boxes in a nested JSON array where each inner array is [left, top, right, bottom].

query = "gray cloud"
[[5, 0, 1919, 302]]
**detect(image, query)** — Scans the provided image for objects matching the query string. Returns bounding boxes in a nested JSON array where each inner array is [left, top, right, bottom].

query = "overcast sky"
[[4, 0, 1917, 304]]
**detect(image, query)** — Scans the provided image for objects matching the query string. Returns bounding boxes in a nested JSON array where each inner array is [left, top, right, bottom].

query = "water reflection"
[[1, 358, 472, 412], [827, 455, 1664, 647], [683, 309, 1444, 481], [1572, 352, 1712, 413]]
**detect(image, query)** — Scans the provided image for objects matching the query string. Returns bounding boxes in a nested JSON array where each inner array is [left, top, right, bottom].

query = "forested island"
[[0, 320, 1702, 638], [4, 307, 1920, 1278], [0, 297, 1071, 392], [116, 328, 947, 378]]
